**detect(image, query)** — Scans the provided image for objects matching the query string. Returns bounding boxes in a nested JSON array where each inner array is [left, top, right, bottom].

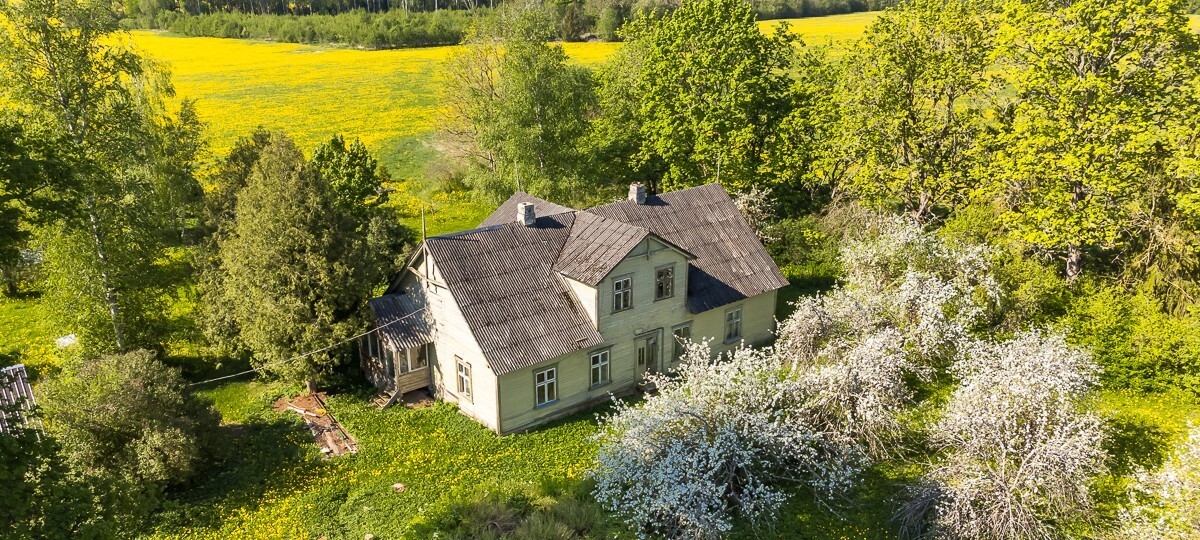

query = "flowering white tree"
[[898, 331, 1107, 539], [590, 341, 868, 539], [1112, 424, 1200, 539]]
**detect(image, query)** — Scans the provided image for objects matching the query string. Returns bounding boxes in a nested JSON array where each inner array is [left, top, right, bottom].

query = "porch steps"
[[370, 389, 400, 410]]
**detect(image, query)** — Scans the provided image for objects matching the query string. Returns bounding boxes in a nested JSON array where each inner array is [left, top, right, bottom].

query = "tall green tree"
[[836, 0, 995, 221], [202, 134, 403, 392], [148, 100, 206, 243], [443, 2, 599, 204], [0, 117, 70, 296], [614, 0, 795, 193], [989, 0, 1200, 280], [0, 0, 175, 350], [202, 126, 273, 237]]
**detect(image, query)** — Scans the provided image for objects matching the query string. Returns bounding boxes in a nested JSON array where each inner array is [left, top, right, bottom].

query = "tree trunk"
[[88, 197, 126, 350], [306, 379, 317, 395], [1066, 244, 1082, 282]]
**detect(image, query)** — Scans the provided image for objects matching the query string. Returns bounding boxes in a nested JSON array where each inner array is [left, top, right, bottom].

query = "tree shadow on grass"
[[155, 417, 317, 532], [1104, 412, 1175, 476]]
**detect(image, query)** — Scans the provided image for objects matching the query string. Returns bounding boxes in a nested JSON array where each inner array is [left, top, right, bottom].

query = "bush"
[[1064, 286, 1200, 395], [898, 332, 1106, 539], [39, 350, 222, 488]]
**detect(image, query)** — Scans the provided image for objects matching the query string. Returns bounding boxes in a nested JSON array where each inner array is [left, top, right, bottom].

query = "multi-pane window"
[[613, 276, 633, 312], [725, 307, 743, 342], [535, 367, 558, 406], [672, 323, 692, 362], [590, 350, 611, 388], [393, 349, 408, 374], [655, 265, 675, 300], [456, 357, 472, 400]]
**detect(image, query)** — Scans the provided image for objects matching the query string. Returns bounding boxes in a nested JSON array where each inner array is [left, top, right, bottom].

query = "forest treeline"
[[125, 0, 895, 47]]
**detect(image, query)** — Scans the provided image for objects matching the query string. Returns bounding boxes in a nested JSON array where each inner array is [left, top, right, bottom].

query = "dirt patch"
[[272, 392, 358, 458], [401, 388, 435, 409]]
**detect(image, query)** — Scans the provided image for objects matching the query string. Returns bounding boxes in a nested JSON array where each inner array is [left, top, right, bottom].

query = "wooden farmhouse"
[[362, 183, 788, 434]]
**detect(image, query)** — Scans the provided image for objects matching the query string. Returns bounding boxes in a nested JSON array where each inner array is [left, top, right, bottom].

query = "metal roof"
[[587, 183, 789, 313], [0, 364, 36, 434], [368, 294, 433, 351], [554, 211, 652, 286]]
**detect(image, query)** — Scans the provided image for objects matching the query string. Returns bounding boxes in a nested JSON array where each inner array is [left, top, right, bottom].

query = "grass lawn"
[[0, 295, 64, 381], [154, 380, 607, 539]]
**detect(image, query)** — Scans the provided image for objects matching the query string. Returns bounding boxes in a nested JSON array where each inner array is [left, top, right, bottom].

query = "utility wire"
[[187, 306, 428, 387]]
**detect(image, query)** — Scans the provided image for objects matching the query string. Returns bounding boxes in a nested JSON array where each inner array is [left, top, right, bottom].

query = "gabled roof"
[[554, 211, 652, 286], [423, 213, 605, 375], [587, 183, 788, 313], [479, 192, 574, 228], [368, 294, 433, 351], [372, 183, 786, 375]]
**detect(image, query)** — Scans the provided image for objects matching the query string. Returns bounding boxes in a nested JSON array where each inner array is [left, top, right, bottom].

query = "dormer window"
[[613, 275, 633, 312], [655, 265, 675, 300]]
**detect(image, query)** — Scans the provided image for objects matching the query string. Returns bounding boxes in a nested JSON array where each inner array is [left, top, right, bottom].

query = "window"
[[725, 307, 743, 342], [590, 349, 611, 388], [612, 276, 633, 312], [412, 343, 429, 370], [535, 366, 558, 407], [655, 265, 675, 300], [672, 323, 692, 362], [393, 349, 407, 374], [456, 357, 472, 401]]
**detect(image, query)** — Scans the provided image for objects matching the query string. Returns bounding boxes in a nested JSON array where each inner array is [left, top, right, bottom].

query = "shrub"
[[898, 332, 1106, 539], [1064, 286, 1200, 395], [413, 479, 616, 539], [39, 349, 222, 488], [158, 10, 473, 49]]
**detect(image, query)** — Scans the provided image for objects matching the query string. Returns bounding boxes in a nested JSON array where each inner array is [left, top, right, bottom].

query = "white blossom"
[[898, 331, 1107, 540], [590, 341, 866, 539]]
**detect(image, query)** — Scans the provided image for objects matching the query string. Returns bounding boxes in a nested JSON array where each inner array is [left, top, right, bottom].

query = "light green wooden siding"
[[411, 253, 502, 432]]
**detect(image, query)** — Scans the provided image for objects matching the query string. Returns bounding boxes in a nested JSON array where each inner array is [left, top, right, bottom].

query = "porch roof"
[[368, 294, 433, 351]]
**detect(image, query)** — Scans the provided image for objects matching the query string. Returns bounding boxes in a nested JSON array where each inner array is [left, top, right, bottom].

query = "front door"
[[636, 331, 661, 377]]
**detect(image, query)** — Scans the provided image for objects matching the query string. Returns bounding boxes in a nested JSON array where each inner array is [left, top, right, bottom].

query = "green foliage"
[[202, 126, 273, 236], [988, 0, 1200, 279], [766, 216, 841, 296], [836, 0, 993, 220], [131, 9, 474, 49], [444, 2, 603, 204], [0, 117, 70, 297], [201, 133, 403, 387], [1063, 286, 1200, 395], [0, 0, 193, 352], [414, 479, 621, 539], [614, 0, 796, 194], [0, 426, 144, 539], [39, 349, 222, 487]]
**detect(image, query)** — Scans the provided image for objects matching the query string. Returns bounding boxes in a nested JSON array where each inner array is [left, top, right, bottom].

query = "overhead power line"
[[187, 306, 427, 387]]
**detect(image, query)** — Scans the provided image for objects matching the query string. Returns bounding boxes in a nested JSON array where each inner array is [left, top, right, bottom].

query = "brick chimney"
[[517, 201, 536, 226], [628, 182, 646, 205]]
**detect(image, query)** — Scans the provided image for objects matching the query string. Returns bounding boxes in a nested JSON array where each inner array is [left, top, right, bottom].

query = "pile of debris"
[[272, 392, 358, 457]]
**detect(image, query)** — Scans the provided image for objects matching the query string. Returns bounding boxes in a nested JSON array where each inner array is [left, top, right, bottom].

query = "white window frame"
[[612, 275, 633, 312], [672, 322, 692, 362], [724, 307, 743, 343], [535, 366, 558, 407], [655, 264, 675, 301], [456, 357, 472, 402], [589, 349, 611, 388]]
